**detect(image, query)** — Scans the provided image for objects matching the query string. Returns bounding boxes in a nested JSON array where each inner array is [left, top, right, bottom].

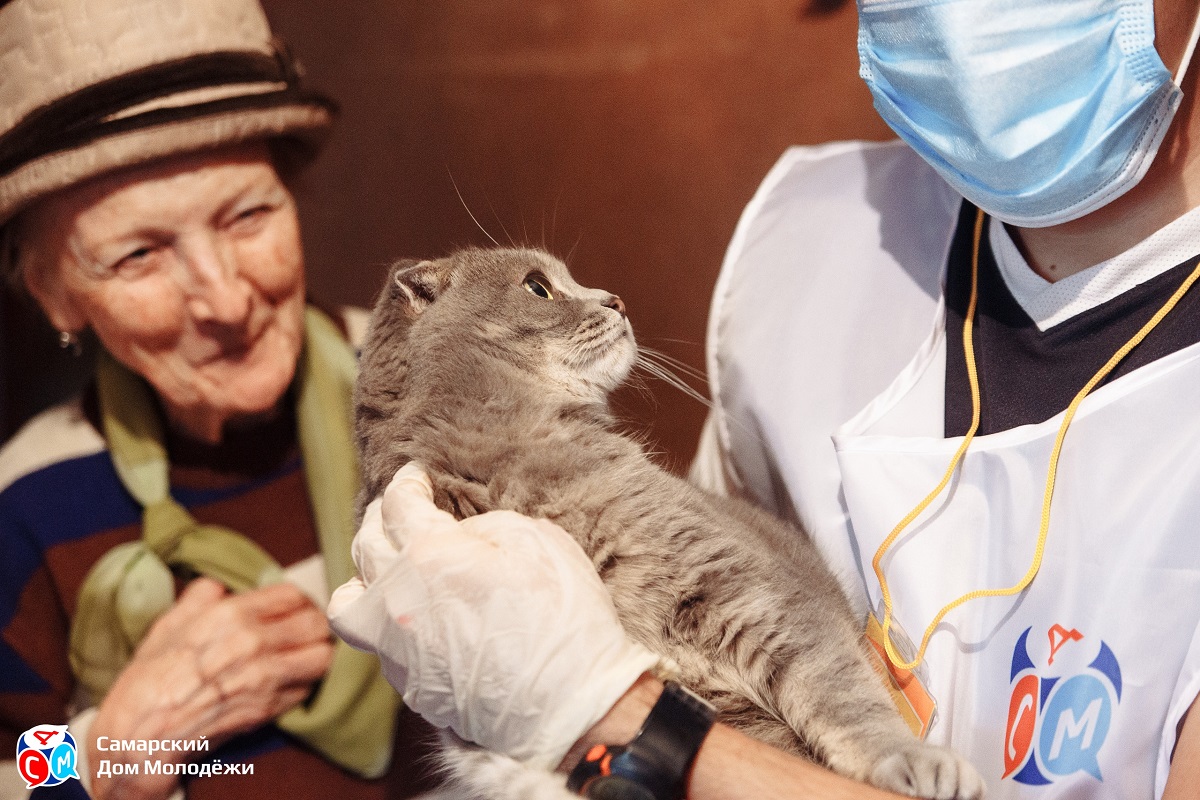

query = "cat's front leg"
[[867, 743, 987, 800], [764, 642, 984, 799]]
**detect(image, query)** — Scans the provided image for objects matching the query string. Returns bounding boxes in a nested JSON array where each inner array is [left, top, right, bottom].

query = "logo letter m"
[[1050, 698, 1103, 759]]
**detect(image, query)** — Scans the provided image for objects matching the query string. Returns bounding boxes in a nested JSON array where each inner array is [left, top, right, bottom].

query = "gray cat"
[[354, 246, 983, 800]]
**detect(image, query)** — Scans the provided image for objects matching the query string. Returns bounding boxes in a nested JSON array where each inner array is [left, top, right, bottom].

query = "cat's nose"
[[603, 295, 626, 318]]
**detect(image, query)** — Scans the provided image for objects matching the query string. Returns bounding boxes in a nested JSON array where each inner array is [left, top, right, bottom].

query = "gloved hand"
[[328, 463, 661, 770]]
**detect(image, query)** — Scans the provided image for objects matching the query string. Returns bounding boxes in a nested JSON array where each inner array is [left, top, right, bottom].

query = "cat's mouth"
[[565, 317, 637, 388]]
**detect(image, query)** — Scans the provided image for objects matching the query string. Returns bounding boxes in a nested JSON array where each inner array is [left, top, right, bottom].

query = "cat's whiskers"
[[638, 346, 708, 383], [448, 169, 501, 248], [634, 348, 712, 409], [569, 317, 607, 343], [623, 370, 661, 410], [560, 321, 637, 396], [568, 319, 629, 360]]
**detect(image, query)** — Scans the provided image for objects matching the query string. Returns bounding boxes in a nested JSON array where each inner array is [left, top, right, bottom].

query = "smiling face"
[[19, 143, 306, 443]]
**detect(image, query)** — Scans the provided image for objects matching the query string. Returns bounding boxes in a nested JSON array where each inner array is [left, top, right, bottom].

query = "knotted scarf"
[[68, 307, 399, 778]]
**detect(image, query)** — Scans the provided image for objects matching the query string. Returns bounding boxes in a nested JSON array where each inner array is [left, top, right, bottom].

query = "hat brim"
[[0, 99, 333, 226]]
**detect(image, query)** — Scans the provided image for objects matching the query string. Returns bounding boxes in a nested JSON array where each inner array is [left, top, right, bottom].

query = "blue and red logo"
[[16, 725, 79, 789], [1002, 625, 1122, 785]]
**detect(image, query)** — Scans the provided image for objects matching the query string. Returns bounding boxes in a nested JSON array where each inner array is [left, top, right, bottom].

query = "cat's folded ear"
[[390, 258, 448, 315]]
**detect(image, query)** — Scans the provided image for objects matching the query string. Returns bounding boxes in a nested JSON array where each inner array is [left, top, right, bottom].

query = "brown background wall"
[[1, 0, 892, 469]]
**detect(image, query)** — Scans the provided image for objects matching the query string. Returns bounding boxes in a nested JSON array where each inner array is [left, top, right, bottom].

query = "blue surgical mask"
[[857, 0, 1200, 227]]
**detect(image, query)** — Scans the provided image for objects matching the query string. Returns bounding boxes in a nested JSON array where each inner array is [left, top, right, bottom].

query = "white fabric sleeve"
[[1155, 622, 1200, 797], [687, 411, 731, 496]]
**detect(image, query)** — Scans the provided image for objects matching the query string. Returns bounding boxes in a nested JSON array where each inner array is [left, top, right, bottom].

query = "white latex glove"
[[328, 463, 661, 770]]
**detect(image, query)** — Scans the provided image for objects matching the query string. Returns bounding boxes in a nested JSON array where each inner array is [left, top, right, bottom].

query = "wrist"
[[558, 672, 664, 772], [564, 677, 716, 800], [88, 690, 186, 800]]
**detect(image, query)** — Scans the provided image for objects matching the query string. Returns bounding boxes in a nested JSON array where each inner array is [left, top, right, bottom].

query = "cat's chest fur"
[[403, 393, 836, 665], [403, 395, 681, 568]]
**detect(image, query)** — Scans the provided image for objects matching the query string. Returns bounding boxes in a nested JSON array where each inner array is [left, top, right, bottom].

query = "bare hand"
[[88, 578, 334, 800]]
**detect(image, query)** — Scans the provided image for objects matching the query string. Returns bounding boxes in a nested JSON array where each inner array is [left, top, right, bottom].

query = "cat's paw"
[[869, 744, 985, 800], [431, 472, 494, 518]]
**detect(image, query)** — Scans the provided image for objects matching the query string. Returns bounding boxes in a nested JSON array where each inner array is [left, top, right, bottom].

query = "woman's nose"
[[184, 244, 251, 324]]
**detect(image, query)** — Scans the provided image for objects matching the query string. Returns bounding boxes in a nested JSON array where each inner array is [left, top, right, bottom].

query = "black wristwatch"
[[567, 681, 716, 800]]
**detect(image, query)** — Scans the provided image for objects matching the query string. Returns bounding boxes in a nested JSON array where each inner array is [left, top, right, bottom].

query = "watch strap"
[[568, 681, 716, 800]]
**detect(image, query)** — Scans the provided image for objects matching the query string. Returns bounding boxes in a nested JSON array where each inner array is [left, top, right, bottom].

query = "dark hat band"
[[0, 48, 335, 178]]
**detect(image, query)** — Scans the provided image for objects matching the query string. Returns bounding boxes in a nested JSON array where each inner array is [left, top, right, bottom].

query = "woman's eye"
[[523, 276, 554, 300], [114, 246, 158, 273], [232, 204, 271, 225]]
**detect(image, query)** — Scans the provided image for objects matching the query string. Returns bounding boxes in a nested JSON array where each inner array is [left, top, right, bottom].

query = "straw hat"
[[0, 0, 335, 228]]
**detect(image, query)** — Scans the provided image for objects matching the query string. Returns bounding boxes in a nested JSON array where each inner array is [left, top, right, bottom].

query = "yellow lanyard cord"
[[872, 206, 1200, 672]]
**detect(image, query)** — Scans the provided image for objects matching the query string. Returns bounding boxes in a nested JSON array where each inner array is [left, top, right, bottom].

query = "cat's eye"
[[523, 274, 554, 300]]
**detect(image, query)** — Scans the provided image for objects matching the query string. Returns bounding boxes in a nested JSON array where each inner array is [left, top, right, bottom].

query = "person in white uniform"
[[327, 0, 1200, 798]]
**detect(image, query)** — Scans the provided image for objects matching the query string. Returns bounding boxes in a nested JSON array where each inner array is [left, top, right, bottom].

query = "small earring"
[[58, 330, 82, 357]]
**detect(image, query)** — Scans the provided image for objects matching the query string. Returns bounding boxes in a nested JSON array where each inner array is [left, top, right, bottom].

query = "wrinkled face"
[[20, 144, 306, 441], [394, 247, 635, 401]]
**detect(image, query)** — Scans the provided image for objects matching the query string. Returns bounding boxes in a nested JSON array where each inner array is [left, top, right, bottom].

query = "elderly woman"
[[0, 1, 430, 798]]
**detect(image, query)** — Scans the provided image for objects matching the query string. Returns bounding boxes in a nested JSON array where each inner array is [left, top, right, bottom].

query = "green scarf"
[[68, 307, 399, 778]]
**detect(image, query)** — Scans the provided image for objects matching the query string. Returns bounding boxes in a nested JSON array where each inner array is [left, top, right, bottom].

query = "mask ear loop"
[[1173, 6, 1200, 84]]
